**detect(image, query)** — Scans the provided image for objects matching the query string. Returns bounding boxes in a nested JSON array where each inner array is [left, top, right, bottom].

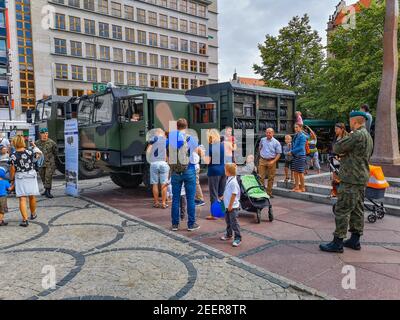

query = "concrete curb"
[[80, 194, 335, 300]]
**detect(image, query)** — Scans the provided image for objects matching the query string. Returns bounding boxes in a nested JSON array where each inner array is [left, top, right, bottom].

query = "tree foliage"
[[253, 14, 325, 94]]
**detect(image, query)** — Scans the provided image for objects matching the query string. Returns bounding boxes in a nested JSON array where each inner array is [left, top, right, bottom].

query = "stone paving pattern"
[[86, 175, 400, 300], [0, 177, 321, 300]]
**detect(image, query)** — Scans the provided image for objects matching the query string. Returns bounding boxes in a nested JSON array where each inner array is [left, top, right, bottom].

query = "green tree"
[[254, 14, 325, 94], [300, 0, 400, 130]]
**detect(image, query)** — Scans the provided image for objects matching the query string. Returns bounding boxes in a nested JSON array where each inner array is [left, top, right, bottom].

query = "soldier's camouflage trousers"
[[39, 166, 56, 189], [334, 183, 365, 239]]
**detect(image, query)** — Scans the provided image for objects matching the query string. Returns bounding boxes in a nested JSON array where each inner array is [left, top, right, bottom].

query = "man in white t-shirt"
[[220, 163, 242, 247]]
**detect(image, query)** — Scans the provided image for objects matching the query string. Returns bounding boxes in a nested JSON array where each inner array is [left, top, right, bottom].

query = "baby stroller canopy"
[[368, 166, 390, 190]]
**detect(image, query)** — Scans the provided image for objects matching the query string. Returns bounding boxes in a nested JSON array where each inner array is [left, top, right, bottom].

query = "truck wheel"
[[79, 161, 103, 180], [110, 173, 142, 189]]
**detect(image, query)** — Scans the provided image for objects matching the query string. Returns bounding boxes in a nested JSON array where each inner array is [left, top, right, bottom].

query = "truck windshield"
[[41, 101, 52, 120], [94, 93, 113, 124], [78, 98, 94, 126]]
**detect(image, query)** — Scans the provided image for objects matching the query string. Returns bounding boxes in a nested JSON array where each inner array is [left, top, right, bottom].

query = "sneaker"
[[188, 223, 200, 232], [195, 200, 206, 207], [172, 225, 179, 231], [220, 235, 233, 241], [232, 239, 242, 247]]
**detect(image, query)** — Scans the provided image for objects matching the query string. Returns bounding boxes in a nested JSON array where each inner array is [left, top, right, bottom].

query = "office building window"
[[112, 25, 122, 39], [138, 30, 146, 44], [160, 35, 168, 49], [56, 64, 68, 79], [125, 5, 134, 20], [87, 67, 97, 82], [101, 68, 111, 83], [190, 41, 197, 54], [126, 50, 135, 64], [83, 0, 95, 10], [161, 56, 169, 69], [191, 79, 198, 89], [159, 14, 168, 28], [170, 37, 178, 50], [111, 2, 122, 17], [127, 72, 136, 85], [72, 89, 85, 97], [190, 21, 197, 34], [170, 17, 178, 30], [149, 33, 158, 46], [71, 65, 83, 80], [150, 74, 159, 87], [171, 57, 179, 70], [69, 0, 80, 7], [84, 19, 95, 35], [100, 45, 110, 60], [98, 0, 108, 14], [190, 60, 198, 72], [180, 0, 187, 12], [55, 14, 66, 29], [161, 76, 169, 88], [181, 78, 189, 90], [137, 8, 146, 23], [113, 48, 123, 62], [159, 0, 167, 7], [189, 1, 196, 15], [180, 39, 188, 52], [180, 19, 188, 33], [139, 73, 148, 87], [125, 27, 135, 42], [199, 24, 206, 37], [198, 4, 206, 18], [149, 11, 157, 25], [114, 70, 124, 84], [149, 54, 158, 67], [171, 77, 179, 89], [99, 22, 109, 37], [199, 43, 207, 55], [57, 88, 69, 96], [71, 41, 82, 56], [169, 0, 177, 10], [69, 16, 81, 32], [54, 38, 67, 54], [199, 80, 207, 87], [199, 61, 207, 73], [86, 43, 96, 58], [138, 52, 147, 65], [181, 59, 188, 71]]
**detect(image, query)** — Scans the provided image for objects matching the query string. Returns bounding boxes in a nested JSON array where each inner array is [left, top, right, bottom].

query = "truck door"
[[118, 94, 148, 165]]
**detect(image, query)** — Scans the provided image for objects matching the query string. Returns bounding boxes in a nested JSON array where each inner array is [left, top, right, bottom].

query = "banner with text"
[[64, 119, 79, 197]]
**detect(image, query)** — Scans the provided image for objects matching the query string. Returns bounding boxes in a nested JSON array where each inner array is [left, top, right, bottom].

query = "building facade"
[[0, 0, 11, 120], [8, 0, 219, 118]]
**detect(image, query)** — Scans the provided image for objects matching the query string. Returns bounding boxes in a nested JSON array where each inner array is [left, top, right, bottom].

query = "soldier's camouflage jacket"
[[35, 139, 58, 168], [333, 126, 373, 186]]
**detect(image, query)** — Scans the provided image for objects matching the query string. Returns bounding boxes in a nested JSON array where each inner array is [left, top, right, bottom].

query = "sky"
[[218, 0, 342, 81]]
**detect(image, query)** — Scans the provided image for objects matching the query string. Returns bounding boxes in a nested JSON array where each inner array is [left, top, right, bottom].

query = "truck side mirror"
[[26, 108, 33, 123], [65, 102, 72, 120]]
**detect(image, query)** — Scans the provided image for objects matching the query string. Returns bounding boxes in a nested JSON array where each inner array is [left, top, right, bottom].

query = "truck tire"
[[110, 173, 142, 189], [79, 161, 103, 180]]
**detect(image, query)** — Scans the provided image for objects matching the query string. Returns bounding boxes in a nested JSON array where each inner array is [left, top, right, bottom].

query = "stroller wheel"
[[368, 214, 377, 224], [256, 209, 262, 224], [377, 207, 386, 220], [268, 208, 274, 222]]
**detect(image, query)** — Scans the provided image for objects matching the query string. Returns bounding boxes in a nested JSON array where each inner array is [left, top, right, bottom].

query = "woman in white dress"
[[9, 135, 42, 227]]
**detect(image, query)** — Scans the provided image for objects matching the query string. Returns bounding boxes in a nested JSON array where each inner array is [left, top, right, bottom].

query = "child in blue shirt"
[[0, 167, 11, 226]]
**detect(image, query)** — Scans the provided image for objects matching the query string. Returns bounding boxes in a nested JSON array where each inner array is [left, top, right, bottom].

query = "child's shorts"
[[285, 160, 292, 169], [0, 196, 7, 214]]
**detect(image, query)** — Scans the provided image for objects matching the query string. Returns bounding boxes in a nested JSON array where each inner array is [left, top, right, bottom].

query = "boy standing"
[[0, 168, 11, 226], [220, 163, 242, 247], [283, 135, 294, 182]]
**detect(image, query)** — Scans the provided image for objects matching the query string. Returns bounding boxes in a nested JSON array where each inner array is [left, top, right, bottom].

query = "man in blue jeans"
[[169, 119, 203, 232]]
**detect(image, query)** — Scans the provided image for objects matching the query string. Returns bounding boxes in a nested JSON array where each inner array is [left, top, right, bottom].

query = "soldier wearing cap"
[[35, 128, 58, 198], [320, 111, 373, 253]]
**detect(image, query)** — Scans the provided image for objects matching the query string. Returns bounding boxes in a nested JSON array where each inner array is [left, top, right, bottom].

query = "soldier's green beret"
[[350, 111, 368, 119], [40, 128, 48, 133]]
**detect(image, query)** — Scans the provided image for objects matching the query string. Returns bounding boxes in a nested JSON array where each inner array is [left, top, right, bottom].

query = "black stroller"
[[329, 157, 388, 223], [237, 174, 274, 224]]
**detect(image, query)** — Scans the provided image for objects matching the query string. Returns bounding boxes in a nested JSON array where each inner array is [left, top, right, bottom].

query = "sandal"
[[153, 203, 160, 208], [30, 214, 37, 220], [0, 221, 8, 227], [161, 204, 169, 209], [19, 220, 29, 227]]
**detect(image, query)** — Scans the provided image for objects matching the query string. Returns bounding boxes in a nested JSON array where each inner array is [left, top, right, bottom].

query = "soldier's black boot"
[[343, 233, 361, 251], [319, 237, 344, 253], [46, 188, 54, 199]]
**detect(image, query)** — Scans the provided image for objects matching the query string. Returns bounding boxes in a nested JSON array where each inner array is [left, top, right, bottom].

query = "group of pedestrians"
[[0, 128, 58, 228]]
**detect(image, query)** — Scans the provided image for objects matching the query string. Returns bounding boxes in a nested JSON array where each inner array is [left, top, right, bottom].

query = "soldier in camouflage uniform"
[[320, 111, 373, 253], [35, 128, 58, 199]]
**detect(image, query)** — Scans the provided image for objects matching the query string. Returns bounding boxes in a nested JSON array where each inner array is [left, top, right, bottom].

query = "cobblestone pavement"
[[0, 176, 325, 300]]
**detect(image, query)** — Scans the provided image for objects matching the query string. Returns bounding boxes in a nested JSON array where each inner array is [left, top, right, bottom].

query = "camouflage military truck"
[[34, 96, 103, 179], [76, 87, 216, 189]]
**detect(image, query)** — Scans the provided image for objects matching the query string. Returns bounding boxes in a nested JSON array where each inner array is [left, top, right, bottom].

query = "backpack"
[[305, 139, 311, 155], [169, 134, 190, 174]]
